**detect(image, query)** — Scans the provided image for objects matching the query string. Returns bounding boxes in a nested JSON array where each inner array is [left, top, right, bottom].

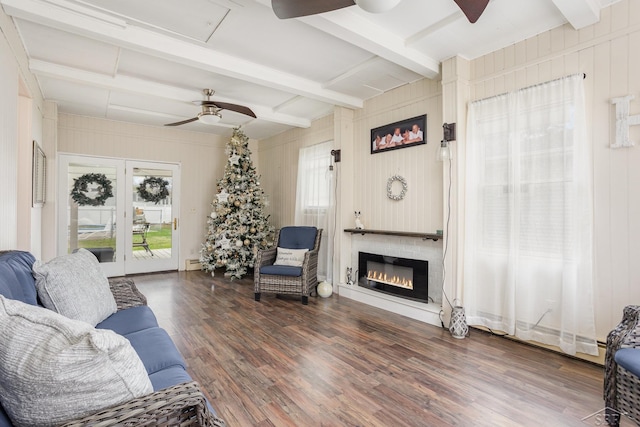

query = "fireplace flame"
[[367, 270, 413, 290]]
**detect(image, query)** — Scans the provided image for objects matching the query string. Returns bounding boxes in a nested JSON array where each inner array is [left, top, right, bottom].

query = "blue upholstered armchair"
[[254, 226, 322, 305]]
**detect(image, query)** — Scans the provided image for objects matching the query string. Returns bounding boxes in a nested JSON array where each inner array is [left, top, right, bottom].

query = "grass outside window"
[[78, 223, 172, 251]]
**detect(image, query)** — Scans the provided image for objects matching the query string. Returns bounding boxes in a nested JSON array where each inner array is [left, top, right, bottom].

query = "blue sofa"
[[0, 250, 225, 427]]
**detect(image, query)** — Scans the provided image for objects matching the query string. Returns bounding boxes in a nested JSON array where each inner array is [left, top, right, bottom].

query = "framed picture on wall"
[[370, 114, 426, 154], [32, 140, 46, 207]]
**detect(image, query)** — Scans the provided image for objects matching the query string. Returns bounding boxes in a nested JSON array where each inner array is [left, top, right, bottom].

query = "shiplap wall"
[[57, 114, 237, 266], [0, 8, 45, 256], [468, 0, 640, 340], [259, 79, 443, 234], [0, 32, 19, 250], [352, 79, 443, 233], [0, 7, 44, 253]]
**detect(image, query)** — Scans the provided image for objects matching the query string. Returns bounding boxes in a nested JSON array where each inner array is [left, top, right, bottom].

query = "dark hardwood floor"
[[133, 270, 612, 427]]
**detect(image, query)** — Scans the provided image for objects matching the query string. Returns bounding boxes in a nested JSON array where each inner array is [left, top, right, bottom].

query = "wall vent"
[[185, 259, 202, 271]]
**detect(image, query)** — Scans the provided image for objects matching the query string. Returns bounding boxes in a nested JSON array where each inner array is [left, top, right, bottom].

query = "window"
[[297, 143, 331, 212], [463, 74, 597, 356], [295, 141, 335, 281]]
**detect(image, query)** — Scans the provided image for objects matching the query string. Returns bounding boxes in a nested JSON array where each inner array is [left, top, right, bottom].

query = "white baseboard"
[[337, 283, 443, 328], [185, 259, 202, 271]]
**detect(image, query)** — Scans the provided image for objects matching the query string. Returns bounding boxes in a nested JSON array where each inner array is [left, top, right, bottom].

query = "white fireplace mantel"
[[343, 228, 442, 241], [338, 231, 444, 329]]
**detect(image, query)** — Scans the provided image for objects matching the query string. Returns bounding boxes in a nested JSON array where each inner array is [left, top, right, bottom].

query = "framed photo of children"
[[370, 114, 426, 154]]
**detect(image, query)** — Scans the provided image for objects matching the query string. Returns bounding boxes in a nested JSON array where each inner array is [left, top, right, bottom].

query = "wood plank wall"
[[0, 33, 19, 250], [0, 7, 44, 253], [259, 79, 443, 234], [352, 79, 443, 234]]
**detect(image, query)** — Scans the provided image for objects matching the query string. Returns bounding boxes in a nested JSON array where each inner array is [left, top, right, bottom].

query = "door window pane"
[[131, 168, 173, 261], [67, 164, 117, 263]]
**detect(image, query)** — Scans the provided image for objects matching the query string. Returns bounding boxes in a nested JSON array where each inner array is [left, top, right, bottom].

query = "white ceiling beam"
[[322, 56, 385, 89], [1, 0, 363, 109], [29, 59, 312, 128], [253, 0, 439, 78], [405, 10, 463, 47], [551, 0, 600, 30], [299, 10, 440, 79]]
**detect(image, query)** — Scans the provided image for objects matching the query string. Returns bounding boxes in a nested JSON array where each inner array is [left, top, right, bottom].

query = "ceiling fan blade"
[[453, 0, 490, 23], [272, 0, 355, 19], [213, 101, 257, 118], [164, 117, 199, 126]]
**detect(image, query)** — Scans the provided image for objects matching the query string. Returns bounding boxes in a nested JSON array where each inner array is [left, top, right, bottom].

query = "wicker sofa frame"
[[0, 261, 226, 427], [67, 277, 226, 427], [604, 305, 640, 426], [254, 228, 322, 305]]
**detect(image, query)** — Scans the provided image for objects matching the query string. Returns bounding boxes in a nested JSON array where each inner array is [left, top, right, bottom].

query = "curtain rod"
[[472, 73, 587, 104]]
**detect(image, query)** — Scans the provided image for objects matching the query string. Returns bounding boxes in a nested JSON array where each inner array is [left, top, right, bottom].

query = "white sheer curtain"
[[463, 74, 597, 355], [295, 141, 334, 282]]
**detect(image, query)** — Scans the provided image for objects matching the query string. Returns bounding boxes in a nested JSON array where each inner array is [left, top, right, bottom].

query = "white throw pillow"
[[0, 296, 153, 427], [273, 247, 309, 267], [33, 248, 117, 326]]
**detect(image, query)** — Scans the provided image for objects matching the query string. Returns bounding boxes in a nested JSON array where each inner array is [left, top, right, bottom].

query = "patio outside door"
[[125, 161, 180, 274], [58, 155, 180, 277]]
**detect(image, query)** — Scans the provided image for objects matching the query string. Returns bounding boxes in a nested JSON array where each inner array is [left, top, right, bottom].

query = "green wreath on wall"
[[138, 176, 170, 204], [70, 173, 113, 206]]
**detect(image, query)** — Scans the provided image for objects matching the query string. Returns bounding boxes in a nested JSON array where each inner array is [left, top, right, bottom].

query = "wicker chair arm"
[[108, 277, 148, 310], [302, 249, 319, 271], [604, 305, 640, 409], [59, 381, 225, 427], [256, 247, 277, 268], [254, 247, 277, 289], [301, 248, 320, 290]]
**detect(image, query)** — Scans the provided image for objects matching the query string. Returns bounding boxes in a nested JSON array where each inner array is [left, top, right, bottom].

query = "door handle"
[[174, 218, 178, 230]]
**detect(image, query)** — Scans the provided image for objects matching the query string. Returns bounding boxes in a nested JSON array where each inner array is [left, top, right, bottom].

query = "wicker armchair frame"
[[604, 305, 640, 426], [254, 228, 322, 305]]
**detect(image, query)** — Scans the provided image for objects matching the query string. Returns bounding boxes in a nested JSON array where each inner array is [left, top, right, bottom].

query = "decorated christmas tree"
[[200, 128, 275, 279]]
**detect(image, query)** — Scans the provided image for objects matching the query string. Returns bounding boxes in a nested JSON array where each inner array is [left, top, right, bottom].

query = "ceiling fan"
[[164, 89, 256, 127], [272, 0, 490, 23]]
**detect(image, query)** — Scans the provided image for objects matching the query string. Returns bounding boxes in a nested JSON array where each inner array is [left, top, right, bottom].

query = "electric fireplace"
[[357, 252, 428, 303]]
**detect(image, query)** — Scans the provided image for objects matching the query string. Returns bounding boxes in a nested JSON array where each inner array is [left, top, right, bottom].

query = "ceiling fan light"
[[199, 112, 222, 125], [354, 0, 401, 13]]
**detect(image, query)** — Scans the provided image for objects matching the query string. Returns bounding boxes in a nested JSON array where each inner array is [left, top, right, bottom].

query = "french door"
[[57, 154, 180, 277]]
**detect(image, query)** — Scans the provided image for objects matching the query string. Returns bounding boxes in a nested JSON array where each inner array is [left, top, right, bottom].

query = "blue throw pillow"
[[0, 251, 37, 305]]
